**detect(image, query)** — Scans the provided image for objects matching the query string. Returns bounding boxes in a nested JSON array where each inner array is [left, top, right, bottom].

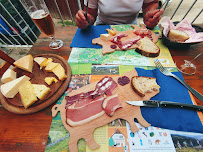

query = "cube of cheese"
[[100, 34, 110, 41], [14, 54, 33, 73], [45, 62, 59, 72], [106, 29, 116, 36], [32, 84, 51, 100], [52, 64, 67, 81], [19, 81, 38, 108], [45, 77, 58, 85], [0, 75, 30, 98], [1, 69, 17, 83]]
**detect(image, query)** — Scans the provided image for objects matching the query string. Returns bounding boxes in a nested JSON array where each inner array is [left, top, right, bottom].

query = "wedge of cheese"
[[52, 63, 67, 81], [45, 62, 59, 72], [100, 34, 110, 41], [19, 81, 38, 108], [41, 58, 53, 68], [34, 57, 47, 69], [1, 69, 17, 83], [32, 84, 51, 100], [14, 54, 33, 73], [0, 75, 30, 98], [45, 77, 58, 85]]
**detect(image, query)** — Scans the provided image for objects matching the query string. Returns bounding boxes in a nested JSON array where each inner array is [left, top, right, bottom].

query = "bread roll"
[[168, 29, 190, 42]]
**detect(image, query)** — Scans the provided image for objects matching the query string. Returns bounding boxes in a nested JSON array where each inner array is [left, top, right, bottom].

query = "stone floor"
[[0, 0, 202, 66]]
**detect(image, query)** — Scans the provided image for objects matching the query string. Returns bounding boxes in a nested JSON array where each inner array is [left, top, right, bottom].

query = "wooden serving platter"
[[52, 69, 159, 152], [92, 24, 159, 55], [0, 54, 71, 114]]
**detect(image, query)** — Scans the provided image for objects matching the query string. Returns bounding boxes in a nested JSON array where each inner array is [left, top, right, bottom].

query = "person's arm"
[[142, 0, 164, 28], [75, 6, 98, 29]]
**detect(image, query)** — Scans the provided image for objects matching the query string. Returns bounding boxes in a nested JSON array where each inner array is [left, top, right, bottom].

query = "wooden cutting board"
[[52, 69, 159, 152], [0, 54, 71, 114], [92, 24, 159, 55]]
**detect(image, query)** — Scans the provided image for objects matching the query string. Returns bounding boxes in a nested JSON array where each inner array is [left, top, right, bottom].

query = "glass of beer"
[[22, 0, 63, 49]]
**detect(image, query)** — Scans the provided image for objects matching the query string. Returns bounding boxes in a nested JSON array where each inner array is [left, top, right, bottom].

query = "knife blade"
[[126, 100, 203, 112]]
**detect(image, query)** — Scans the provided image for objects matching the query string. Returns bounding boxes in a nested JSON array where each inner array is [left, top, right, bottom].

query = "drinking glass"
[[175, 52, 203, 75], [22, 0, 63, 49]]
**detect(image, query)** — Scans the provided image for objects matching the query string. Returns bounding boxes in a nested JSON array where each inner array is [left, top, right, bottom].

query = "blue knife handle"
[[160, 101, 203, 112]]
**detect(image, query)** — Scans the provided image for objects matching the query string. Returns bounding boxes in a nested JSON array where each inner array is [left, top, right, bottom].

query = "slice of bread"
[[168, 29, 190, 43], [14, 54, 33, 72], [19, 80, 38, 108], [131, 76, 160, 97], [136, 37, 160, 57], [32, 84, 51, 100]]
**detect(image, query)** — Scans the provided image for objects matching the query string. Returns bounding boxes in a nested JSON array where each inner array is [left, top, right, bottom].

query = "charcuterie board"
[[52, 68, 159, 152], [92, 24, 159, 55], [0, 54, 71, 114]]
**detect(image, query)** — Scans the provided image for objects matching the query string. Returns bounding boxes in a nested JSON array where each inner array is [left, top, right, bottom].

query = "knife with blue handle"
[[126, 100, 203, 112]]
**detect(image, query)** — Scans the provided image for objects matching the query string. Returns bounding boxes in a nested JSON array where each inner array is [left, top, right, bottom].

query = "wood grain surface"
[[52, 69, 159, 152], [92, 25, 158, 55], [0, 54, 71, 114]]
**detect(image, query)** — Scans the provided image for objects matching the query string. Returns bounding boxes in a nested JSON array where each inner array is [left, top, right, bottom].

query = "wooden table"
[[0, 26, 202, 152]]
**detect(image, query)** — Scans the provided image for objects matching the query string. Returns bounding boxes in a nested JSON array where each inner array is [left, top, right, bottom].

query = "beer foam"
[[31, 10, 48, 19]]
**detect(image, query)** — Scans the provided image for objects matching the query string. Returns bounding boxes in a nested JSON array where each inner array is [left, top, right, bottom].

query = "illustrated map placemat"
[[45, 64, 203, 152]]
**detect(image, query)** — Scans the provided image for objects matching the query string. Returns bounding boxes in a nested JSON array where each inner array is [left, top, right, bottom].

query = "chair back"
[[0, 48, 15, 77]]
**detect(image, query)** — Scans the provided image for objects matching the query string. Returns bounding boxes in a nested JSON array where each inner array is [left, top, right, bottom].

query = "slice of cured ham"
[[102, 94, 122, 116], [66, 95, 105, 126], [65, 76, 119, 126], [110, 33, 127, 44], [134, 29, 153, 40], [96, 76, 118, 96], [65, 76, 118, 108], [117, 36, 141, 50]]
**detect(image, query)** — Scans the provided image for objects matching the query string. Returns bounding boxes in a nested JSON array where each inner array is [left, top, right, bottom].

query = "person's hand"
[[144, 9, 164, 29], [76, 10, 94, 29]]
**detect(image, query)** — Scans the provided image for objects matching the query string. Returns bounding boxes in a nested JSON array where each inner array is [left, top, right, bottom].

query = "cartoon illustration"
[[155, 139, 161, 144], [150, 132, 155, 137], [109, 129, 129, 152]]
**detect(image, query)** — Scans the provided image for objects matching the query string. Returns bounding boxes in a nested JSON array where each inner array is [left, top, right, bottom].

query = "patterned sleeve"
[[143, 0, 156, 3], [84, 0, 98, 9]]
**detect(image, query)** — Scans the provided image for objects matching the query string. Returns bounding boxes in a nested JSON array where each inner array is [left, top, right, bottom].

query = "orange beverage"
[[31, 10, 55, 36]]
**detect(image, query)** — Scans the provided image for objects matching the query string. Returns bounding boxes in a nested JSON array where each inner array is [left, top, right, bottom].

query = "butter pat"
[[0, 75, 30, 98], [19, 81, 38, 108], [32, 84, 51, 100], [1, 69, 17, 83], [14, 54, 33, 73], [100, 34, 110, 41], [45, 77, 58, 85], [52, 64, 67, 81]]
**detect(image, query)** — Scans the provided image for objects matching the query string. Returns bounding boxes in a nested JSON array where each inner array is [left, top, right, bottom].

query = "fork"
[[154, 59, 203, 102]]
